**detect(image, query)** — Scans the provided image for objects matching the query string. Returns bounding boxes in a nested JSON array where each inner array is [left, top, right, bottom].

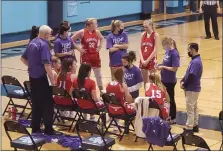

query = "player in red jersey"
[[145, 73, 170, 120], [139, 19, 160, 89], [71, 18, 104, 93], [70, 63, 104, 121], [106, 68, 135, 115], [106, 68, 135, 132], [53, 58, 77, 106]]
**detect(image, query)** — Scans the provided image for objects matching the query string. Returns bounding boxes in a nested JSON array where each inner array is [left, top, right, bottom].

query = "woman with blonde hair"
[[139, 19, 159, 90], [106, 20, 129, 80], [157, 36, 180, 124], [72, 18, 104, 93], [145, 73, 170, 120]]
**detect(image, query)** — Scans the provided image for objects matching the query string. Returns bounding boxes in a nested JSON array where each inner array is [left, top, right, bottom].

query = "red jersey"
[[141, 32, 155, 60], [145, 83, 168, 119], [53, 73, 74, 105], [140, 32, 157, 70], [106, 81, 135, 115], [73, 77, 97, 109], [57, 72, 73, 92], [81, 29, 99, 54]]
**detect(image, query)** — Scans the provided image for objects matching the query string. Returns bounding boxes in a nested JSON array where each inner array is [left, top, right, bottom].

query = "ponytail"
[[30, 26, 39, 41], [113, 68, 124, 87], [122, 51, 136, 63]]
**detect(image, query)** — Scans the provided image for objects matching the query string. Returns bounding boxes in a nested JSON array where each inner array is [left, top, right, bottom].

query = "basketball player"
[[157, 36, 180, 124], [71, 63, 104, 121], [139, 19, 159, 89], [52, 57, 61, 85], [53, 58, 77, 118], [54, 24, 77, 62], [106, 68, 135, 133], [106, 20, 129, 80], [122, 51, 143, 101], [145, 73, 170, 120], [71, 18, 104, 92]]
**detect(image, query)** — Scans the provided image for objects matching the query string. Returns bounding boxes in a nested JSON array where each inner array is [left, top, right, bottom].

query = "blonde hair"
[[149, 73, 166, 92], [85, 18, 97, 27], [162, 36, 178, 51], [144, 19, 155, 31], [111, 20, 123, 32]]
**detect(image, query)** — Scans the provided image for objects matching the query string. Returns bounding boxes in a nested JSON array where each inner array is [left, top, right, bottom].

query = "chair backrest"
[[101, 93, 122, 105], [148, 98, 163, 119], [52, 86, 75, 106], [219, 111, 223, 131], [72, 88, 98, 109], [4, 120, 37, 147], [182, 134, 210, 151], [1, 75, 25, 93], [23, 81, 31, 97], [76, 119, 106, 144]]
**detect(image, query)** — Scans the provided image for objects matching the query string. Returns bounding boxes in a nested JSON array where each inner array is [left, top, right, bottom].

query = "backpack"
[[142, 116, 170, 147]]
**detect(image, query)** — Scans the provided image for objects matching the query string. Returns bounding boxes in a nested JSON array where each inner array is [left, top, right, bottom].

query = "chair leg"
[[220, 142, 223, 150], [148, 144, 153, 151], [19, 100, 29, 118], [2, 99, 13, 116], [135, 136, 138, 142]]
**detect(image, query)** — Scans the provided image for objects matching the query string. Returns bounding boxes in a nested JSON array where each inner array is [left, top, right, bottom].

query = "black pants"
[[162, 82, 177, 120], [30, 75, 54, 134], [203, 4, 219, 38]]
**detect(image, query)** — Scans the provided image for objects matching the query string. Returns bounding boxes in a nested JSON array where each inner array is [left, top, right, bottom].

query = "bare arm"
[[44, 64, 55, 85], [114, 43, 129, 50], [145, 33, 159, 64], [91, 90, 99, 102], [97, 30, 104, 50], [162, 66, 178, 72], [109, 47, 120, 53], [71, 30, 86, 53], [200, 0, 203, 10], [20, 57, 28, 66], [138, 32, 145, 62], [55, 52, 72, 57], [123, 83, 133, 103]]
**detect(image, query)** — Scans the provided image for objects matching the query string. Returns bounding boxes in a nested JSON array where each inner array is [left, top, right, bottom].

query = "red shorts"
[[53, 96, 74, 106], [108, 103, 135, 115], [139, 58, 157, 70], [77, 99, 104, 110], [81, 52, 101, 68]]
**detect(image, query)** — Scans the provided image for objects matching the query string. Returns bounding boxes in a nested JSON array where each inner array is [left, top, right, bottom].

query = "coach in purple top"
[[54, 24, 76, 62], [180, 43, 203, 133], [21, 25, 60, 136], [157, 37, 180, 124], [122, 51, 143, 99], [106, 20, 129, 80]]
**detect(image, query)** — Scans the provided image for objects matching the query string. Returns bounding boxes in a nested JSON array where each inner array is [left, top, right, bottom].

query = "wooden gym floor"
[[1, 13, 222, 150]]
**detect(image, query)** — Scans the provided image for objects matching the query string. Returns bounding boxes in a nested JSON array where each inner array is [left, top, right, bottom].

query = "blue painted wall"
[[2, 1, 47, 34], [63, 1, 142, 24]]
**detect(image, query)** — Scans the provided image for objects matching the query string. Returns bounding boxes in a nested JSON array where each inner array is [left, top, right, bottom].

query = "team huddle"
[[21, 17, 203, 135]]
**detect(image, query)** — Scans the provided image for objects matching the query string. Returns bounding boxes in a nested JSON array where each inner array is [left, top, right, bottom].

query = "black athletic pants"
[[203, 4, 219, 38], [30, 75, 54, 134], [162, 82, 177, 120]]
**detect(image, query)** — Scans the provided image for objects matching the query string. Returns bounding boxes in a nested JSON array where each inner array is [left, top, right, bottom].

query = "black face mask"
[[119, 29, 123, 34], [124, 65, 130, 69], [188, 52, 193, 58]]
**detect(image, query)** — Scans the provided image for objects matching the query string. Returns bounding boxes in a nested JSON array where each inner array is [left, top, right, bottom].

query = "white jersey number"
[[144, 47, 148, 52], [150, 90, 161, 98], [89, 42, 95, 48]]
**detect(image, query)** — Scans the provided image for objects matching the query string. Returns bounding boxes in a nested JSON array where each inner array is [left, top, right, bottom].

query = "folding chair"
[[72, 88, 107, 132], [102, 93, 136, 141], [23, 81, 32, 119], [219, 110, 223, 150], [2, 75, 31, 118], [143, 116, 181, 151], [135, 98, 164, 142], [76, 119, 115, 150], [4, 120, 46, 151], [52, 86, 80, 132], [182, 134, 210, 151]]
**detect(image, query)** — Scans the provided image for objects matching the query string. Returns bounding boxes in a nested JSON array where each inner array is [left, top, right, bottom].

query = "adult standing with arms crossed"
[[20, 25, 60, 135], [199, 0, 221, 40], [157, 36, 180, 124], [180, 43, 203, 133]]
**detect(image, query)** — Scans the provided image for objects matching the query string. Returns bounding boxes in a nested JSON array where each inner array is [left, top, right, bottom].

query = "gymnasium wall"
[[2, 1, 47, 34]]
